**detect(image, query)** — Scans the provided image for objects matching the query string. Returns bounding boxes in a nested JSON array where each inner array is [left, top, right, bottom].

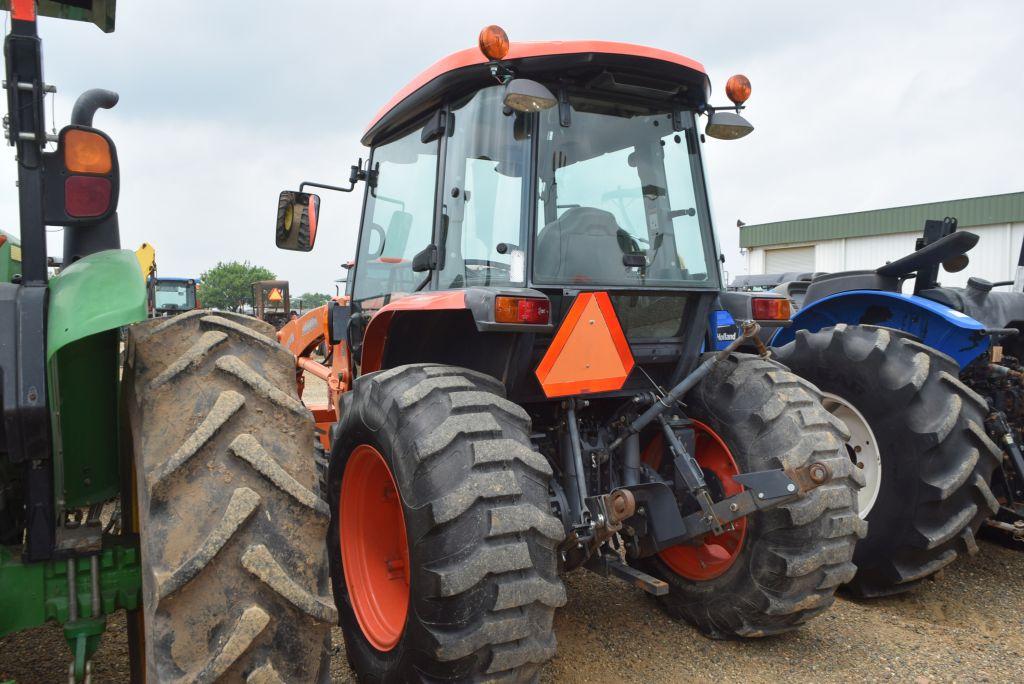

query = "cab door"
[[348, 115, 442, 364]]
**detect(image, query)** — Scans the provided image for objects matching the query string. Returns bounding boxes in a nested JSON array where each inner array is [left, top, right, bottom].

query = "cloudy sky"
[[2, 1, 1022, 292]]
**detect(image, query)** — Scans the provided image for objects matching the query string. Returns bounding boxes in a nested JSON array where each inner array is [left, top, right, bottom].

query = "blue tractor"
[[771, 217, 1024, 597]]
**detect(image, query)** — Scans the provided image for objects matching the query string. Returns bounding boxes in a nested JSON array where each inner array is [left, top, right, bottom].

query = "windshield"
[[153, 281, 196, 311], [535, 104, 717, 287]]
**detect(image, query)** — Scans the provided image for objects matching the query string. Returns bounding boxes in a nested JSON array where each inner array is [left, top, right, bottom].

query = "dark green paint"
[[51, 331, 122, 509], [45, 249, 146, 509], [0, 542, 141, 636], [740, 191, 1024, 248], [0, 229, 20, 284]]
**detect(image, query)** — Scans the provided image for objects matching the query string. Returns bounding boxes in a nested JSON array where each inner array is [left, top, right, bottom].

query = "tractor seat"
[[801, 270, 900, 307], [535, 207, 632, 282]]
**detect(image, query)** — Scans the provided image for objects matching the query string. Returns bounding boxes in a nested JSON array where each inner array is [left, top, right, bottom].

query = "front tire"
[[640, 353, 866, 637], [774, 324, 1001, 596], [124, 309, 334, 681], [327, 364, 565, 681]]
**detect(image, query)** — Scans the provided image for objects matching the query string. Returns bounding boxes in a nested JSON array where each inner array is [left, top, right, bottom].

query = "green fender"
[[48, 249, 147, 359], [47, 249, 147, 510]]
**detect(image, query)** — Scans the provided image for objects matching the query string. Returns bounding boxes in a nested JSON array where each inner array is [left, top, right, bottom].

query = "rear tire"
[[774, 324, 1001, 596], [327, 363, 565, 681], [125, 309, 334, 682], [640, 353, 866, 637]]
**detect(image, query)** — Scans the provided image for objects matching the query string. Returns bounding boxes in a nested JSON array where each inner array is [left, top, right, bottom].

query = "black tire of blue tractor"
[[639, 352, 866, 638], [124, 309, 334, 682], [773, 324, 1001, 597], [327, 363, 566, 682]]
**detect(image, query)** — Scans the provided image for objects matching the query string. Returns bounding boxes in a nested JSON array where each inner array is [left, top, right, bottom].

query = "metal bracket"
[[590, 554, 668, 596]]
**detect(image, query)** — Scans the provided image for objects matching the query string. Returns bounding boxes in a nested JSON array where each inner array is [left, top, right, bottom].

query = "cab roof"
[[363, 40, 710, 146]]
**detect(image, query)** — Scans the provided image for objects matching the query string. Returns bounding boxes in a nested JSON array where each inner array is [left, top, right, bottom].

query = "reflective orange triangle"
[[268, 288, 283, 302], [535, 292, 634, 398]]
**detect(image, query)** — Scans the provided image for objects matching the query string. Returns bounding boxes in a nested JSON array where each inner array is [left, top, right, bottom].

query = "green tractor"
[[0, 230, 21, 284], [0, 3, 332, 681]]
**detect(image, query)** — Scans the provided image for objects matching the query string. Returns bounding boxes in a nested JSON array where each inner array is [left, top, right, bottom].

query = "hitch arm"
[[623, 461, 830, 553]]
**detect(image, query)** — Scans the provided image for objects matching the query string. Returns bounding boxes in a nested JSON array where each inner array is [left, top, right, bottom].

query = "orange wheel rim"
[[339, 444, 410, 651], [643, 420, 747, 581]]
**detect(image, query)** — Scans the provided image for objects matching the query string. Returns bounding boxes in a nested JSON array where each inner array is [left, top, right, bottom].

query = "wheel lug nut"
[[808, 462, 831, 484]]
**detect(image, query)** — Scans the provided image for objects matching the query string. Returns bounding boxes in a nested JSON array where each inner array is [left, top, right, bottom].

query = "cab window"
[[439, 86, 530, 288], [352, 124, 440, 311]]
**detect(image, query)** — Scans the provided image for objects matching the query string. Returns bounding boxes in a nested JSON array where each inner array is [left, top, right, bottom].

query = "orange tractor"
[[276, 26, 863, 681]]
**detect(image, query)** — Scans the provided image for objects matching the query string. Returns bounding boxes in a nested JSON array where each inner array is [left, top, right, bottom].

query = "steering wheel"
[[366, 223, 387, 257]]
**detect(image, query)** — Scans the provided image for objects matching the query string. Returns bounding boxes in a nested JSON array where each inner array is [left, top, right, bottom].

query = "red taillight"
[[65, 176, 112, 217], [495, 296, 550, 324], [752, 297, 791, 320]]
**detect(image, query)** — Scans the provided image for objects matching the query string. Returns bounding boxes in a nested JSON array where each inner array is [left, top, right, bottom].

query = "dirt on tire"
[[774, 324, 1001, 596], [640, 353, 865, 637], [124, 309, 333, 682], [327, 363, 565, 681]]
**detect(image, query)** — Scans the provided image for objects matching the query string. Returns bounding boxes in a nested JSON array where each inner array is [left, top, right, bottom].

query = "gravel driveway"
[[6, 372, 1021, 683], [3, 539, 1021, 683]]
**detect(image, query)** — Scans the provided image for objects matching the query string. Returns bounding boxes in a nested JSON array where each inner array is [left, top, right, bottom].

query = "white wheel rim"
[[821, 392, 881, 519]]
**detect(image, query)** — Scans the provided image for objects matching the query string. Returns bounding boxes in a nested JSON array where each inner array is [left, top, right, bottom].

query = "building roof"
[[739, 191, 1024, 249]]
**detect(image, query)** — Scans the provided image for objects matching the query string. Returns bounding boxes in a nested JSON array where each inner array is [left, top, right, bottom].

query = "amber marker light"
[[725, 74, 752, 105], [64, 129, 112, 174], [478, 25, 510, 61], [495, 296, 550, 325], [751, 297, 791, 321]]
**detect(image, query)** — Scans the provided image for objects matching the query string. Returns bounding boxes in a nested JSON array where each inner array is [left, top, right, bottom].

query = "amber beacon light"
[[478, 25, 510, 60], [725, 74, 752, 105]]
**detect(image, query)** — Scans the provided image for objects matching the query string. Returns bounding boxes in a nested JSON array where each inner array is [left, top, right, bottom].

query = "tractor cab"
[[149, 276, 198, 315], [251, 278, 291, 328], [277, 27, 762, 392]]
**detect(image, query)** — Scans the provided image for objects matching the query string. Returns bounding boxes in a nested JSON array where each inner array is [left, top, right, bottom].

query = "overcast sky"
[[2, 1, 1022, 292]]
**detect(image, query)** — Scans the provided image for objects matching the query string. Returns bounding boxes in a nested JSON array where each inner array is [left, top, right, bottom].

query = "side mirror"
[[705, 110, 754, 140], [275, 190, 320, 251], [327, 300, 351, 345]]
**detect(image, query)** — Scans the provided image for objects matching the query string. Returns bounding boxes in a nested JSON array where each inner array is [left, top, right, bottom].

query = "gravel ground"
[[7, 373, 1022, 682], [2, 539, 1022, 682]]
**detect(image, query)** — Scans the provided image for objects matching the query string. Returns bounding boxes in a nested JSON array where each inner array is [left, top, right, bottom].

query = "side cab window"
[[351, 124, 440, 315]]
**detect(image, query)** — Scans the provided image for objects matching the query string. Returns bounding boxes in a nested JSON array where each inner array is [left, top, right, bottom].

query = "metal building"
[[739, 192, 1024, 288]]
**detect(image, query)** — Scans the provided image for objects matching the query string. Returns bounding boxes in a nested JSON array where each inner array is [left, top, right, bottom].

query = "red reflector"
[[752, 297, 791, 320], [65, 176, 112, 218], [495, 296, 550, 324]]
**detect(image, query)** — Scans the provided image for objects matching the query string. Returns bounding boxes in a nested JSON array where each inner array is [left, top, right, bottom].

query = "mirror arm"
[[299, 159, 377, 195], [300, 179, 357, 194]]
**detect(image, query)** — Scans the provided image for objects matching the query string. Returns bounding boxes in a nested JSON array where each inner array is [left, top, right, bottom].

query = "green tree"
[[294, 291, 331, 311], [199, 261, 276, 312]]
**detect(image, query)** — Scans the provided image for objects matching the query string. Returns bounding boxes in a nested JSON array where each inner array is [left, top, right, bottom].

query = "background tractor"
[[0, 229, 21, 282], [0, 2, 333, 680], [136, 242, 200, 316], [772, 217, 1024, 599], [251, 278, 291, 328], [277, 26, 864, 681]]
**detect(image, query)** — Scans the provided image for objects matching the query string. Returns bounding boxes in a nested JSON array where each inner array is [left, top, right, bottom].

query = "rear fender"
[[47, 249, 147, 359], [360, 287, 552, 373], [46, 249, 147, 510], [771, 289, 989, 368]]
